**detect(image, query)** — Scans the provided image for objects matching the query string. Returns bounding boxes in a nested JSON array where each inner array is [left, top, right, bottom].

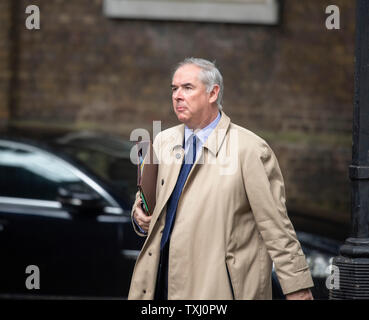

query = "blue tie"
[[160, 135, 197, 249]]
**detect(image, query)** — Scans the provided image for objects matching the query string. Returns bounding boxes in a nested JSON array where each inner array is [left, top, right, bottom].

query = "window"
[[0, 141, 105, 203], [103, 0, 280, 25]]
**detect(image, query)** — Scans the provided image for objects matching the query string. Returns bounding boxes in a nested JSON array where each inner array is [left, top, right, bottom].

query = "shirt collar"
[[184, 111, 221, 146]]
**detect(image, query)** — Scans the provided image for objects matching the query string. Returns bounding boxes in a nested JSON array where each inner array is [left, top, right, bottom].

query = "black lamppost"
[[330, 0, 369, 299]]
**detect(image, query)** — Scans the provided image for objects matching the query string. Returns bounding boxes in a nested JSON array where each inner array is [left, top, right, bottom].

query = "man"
[[129, 58, 314, 300]]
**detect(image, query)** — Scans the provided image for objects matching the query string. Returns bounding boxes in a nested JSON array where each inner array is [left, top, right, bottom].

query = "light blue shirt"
[[184, 111, 221, 161]]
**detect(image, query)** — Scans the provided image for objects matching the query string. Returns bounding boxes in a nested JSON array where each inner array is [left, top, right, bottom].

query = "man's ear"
[[209, 85, 220, 104]]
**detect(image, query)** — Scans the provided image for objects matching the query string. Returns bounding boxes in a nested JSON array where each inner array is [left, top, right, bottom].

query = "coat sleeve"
[[242, 140, 314, 295]]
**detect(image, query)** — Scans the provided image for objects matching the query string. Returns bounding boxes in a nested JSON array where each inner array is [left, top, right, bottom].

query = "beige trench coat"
[[128, 112, 313, 300]]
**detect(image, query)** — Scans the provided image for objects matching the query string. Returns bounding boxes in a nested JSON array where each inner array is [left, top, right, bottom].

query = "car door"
[[0, 139, 134, 298]]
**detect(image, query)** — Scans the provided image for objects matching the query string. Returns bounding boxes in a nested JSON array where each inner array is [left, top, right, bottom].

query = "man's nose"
[[173, 88, 183, 100]]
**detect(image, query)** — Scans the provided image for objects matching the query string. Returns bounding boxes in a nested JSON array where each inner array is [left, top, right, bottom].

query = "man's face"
[[171, 64, 217, 129]]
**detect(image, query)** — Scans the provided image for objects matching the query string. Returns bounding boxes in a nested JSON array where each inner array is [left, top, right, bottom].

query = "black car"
[[0, 130, 345, 299], [0, 131, 145, 299]]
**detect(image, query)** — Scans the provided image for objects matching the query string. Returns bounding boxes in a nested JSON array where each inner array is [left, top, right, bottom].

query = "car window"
[[59, 146, 137, 204], [0, 141, 109, 204]]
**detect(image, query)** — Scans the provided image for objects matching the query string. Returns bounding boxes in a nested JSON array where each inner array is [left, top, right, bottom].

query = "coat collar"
[[203, 111, 231, 157], [170, 125, 185, 152]]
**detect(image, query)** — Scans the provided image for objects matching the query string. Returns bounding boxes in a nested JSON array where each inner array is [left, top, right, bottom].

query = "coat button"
[[148, 252, 152, 256], [161, 179, 164, 185], [143, 289, 146, 294]]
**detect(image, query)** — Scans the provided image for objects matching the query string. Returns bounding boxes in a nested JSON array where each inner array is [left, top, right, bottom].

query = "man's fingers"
[[134, 204, 144, 218], [141, 222, 150, 231], [139, 218, 150, 232], [141, 213, 152, 223], [135, 205, 151, 222], [134, 199, 152, 232]]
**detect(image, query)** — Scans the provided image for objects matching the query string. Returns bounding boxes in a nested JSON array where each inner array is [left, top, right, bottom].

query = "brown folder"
[[137, 140, 158, 216]]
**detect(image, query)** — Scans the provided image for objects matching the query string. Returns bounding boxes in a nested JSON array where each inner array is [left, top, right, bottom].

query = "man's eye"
[[185, 86, 192, 90]]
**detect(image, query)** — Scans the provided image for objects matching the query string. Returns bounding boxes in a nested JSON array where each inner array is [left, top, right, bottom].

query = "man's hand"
[[286, 288, 314, 300], [133, 198, 152, 233]]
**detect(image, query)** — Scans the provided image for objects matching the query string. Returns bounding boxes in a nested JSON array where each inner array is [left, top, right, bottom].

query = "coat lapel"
[[148, 124, 185, 234]]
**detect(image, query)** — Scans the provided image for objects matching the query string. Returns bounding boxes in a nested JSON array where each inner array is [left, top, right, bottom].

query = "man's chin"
[[176, 113, 188, 123]]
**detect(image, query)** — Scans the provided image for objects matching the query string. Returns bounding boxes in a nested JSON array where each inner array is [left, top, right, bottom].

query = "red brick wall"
[[1, 0, 355, 231], [0, 0, 12, 128], [9, 0, 355, 132]]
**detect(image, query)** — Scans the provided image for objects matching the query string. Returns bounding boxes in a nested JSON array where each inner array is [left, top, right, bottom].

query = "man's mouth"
[[176, 106, 186, 112]]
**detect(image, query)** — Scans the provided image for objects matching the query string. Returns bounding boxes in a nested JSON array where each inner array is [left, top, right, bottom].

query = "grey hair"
[[173, 57, 224, 111]]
